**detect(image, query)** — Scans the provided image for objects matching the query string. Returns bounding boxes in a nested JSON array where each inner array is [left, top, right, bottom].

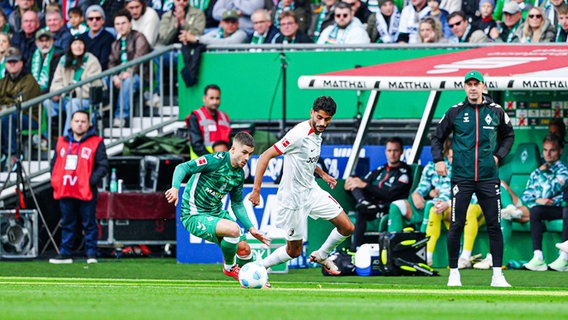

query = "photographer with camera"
[[344, 137, 412, 252]]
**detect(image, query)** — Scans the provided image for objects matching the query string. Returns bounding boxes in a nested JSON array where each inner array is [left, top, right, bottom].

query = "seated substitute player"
[[165, 132, 271, 282], [249, 96, 355, 275]]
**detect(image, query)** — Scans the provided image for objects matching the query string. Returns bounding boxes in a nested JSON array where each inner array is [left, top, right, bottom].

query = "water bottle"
[[110, 168, 118, 192]]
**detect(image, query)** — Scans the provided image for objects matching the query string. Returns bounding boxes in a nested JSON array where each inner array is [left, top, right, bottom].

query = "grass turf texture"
[[0, 259, 567, 319]]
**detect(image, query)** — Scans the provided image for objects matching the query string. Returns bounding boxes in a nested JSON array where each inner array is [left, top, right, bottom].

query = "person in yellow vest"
[[185, 84, 232, 159], [49, 110, 109, 265]]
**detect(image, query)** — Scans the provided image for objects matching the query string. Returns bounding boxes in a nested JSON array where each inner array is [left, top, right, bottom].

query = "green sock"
[[220, 237, 239, 266], [236, 253, 254, 266], [388, 204, 403, 232]]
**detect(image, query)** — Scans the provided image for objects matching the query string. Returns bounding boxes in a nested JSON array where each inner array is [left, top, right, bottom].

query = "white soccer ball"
[[238, 262, 268, 289]]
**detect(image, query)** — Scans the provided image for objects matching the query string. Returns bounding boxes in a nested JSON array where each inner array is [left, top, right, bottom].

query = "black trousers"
[[448, 179, 503, 268], [529, 206, 568, 251]]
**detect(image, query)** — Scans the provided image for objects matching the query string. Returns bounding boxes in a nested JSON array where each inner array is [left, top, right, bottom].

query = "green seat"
[[508, 142, 541, 197], [498, 153, 515, 185], [561, 143, 568, 166]]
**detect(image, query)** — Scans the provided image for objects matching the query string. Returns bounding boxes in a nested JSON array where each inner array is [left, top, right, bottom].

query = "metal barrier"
[[0, 45, 181, 199]]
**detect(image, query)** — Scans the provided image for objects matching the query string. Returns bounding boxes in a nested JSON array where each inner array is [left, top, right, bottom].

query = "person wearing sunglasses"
[[446, 10, 488, 43], [79, 5, 114, 70], [317, 1, 370, 44], [510, 6, 556, 43]]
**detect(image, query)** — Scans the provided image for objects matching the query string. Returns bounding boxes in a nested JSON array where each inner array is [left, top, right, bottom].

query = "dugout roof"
[[297, 45, 568, 177]]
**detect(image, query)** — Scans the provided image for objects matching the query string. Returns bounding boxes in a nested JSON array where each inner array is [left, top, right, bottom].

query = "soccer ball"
[[238, 262, 268, 289]]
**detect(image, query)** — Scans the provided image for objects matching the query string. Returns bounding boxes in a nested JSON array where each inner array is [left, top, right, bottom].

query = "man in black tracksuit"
[[345, 137, 412, 252], [431, 70, 514, 287]]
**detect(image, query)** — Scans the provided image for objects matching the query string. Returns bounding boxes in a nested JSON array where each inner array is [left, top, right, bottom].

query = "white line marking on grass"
[[0, 277, 566, 297]]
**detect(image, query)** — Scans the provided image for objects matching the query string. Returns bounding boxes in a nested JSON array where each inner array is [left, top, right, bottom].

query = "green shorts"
[[180, 211, 245, 244]]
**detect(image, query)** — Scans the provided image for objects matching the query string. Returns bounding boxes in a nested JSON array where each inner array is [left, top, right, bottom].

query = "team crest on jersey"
[[485, 114, 492, 125], [398, 174, 409, 184], [59, 148, 66, 157], [196, 157, 208, 166], [81, 147, 92, 159]]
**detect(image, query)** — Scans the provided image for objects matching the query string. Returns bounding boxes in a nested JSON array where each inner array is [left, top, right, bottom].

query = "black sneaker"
[[355, 200, 379, 215], [49, 254, 73, 264]]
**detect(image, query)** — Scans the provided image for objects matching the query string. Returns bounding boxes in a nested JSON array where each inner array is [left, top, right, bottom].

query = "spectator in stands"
[[522, 135, 568, 272], [125, 0, 160, 48], [0, 32, 10, 78], [184, 84, 231, 158], [273, 10, 313, 43], [68, 7, 88, 37], [30, 29, 63, 94], [8, 0, 41, 33], [308, 0, 337, 42], [157, 0, 206, 47], [44, 37, 104, 135], [80, 5, 114, 71], [0, 7, 12, 34], [270, 0, 311, 33], [397, 0, 430, 43], [0, 47, 40, 170], [427, 0, 451, 38], [544, 0, 566, 27], [510, 6, 555, 43], [11, 10, 40, 71], [317, 2, 370, 44], [45, 9, 72, 51], [249, 9, 279, 44], [549, 118, 566, 143], [472, 0, 499, 40], [447, 10, 489, 42], [199, 9, 248, 44], [494, 0, 532, 22], [213, 0, 264, 34], [344, 137, 412, 252], [102, 0, 128, 30], [366, 0, 401, 43], [496, 1, 523, 42], [556, 4, 568, 43], [418, 16, 445, 42], [49, 110, 109, 265], [108, 9, 151, 128], [342, 0, 372, 24], [440, 0, 461, 15], [460, 0, 481, 22]]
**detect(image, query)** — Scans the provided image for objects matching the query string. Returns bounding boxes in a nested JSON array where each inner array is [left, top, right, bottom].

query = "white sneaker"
[[473, 254, 493, 270], [447, 271, 462, 287], [87, 255, 98, 264], [491, 274, 511, 287], [309, 251, 340, 275], [548, 256, 568, 272], [501, 204, 516, 220], [458, 257, 472, 269], [150, 93, 161, 108], [523, 256, 547, 271], [556, 240, 568, 254]]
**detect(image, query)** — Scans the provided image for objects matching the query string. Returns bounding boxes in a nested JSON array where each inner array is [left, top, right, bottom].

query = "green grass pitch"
[[0, 258, 567, 319]]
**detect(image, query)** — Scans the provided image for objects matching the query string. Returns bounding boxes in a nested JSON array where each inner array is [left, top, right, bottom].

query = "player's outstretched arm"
[[248, 226, 272, 246], [165, 187, 179, 206], [249, 146, 280, 206], [315, 166, 337, 189]]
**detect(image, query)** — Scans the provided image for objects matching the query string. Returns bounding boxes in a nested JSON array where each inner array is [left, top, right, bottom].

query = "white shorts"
[[274, 186, 343, 241]]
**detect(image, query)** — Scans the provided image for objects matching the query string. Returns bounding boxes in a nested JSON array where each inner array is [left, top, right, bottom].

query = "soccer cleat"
[[523, 256, 547, 271], [556, 240, 568, 254], [263, 281, 272, 289], [457, 257, 472, 269], [49, 254, 73, 264], [87, 255, 98, 264], [548, 256, 568, 272], [491, 275, 512, 287], [473, 254, 493, 270], [223, 264, 241, 281], [447, 272, 462, 287], [310, 251, 341, 275]]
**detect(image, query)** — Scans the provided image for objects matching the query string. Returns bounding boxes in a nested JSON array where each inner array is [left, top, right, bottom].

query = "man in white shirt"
[[397, 0, 430, 43], [125, 0, 161, 48], [249, 96, 355, 276], [317, 2, 371, 44]]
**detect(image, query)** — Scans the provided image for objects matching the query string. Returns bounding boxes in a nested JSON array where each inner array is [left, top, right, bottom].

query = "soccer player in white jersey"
[[249, 96, 355, 275]]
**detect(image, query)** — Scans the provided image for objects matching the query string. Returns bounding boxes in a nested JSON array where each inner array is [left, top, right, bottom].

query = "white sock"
[[427, 252, 433, 262], [318, 228, 349, 258], [492, 267, 503, 277], [224, 263, 235, 271], [460, 250, 472, 261], [485, 253, 492, 261], [259, 245, 292, 269], [534, 250, 544, 260], [560, 251, 568, 261], [449, 268, 460, 277]]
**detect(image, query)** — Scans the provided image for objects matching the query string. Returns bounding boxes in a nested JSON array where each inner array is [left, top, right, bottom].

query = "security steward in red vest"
[[185, 84, 231, 159], [49, 110, 109, 264]]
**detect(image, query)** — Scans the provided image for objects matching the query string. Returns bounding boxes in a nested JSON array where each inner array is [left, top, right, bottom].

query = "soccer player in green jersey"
[[165, 132, 271, 282]]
